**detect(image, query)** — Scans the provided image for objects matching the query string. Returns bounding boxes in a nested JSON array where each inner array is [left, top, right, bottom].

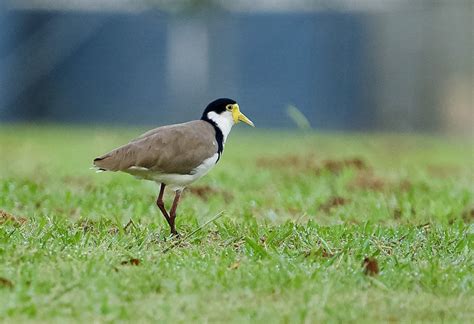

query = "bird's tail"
[[92, 155, 109, 172]]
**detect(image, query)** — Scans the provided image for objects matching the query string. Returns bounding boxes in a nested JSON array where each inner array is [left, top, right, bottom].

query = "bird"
[[93, 98, 254, 236]]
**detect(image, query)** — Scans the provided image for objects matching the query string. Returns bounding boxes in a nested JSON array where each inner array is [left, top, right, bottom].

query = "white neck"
[[207, 111, 234, 143]]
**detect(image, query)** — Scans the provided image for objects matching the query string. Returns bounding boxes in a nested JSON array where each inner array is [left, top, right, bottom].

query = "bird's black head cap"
[[201, 98, 236, 119], [200, 98, 236, 162]]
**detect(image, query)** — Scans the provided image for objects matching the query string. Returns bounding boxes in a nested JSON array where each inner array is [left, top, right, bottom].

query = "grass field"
[[0, 125, 473, 323]]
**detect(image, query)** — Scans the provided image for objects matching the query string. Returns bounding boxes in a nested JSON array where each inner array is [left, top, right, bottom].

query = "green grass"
[[0, 125, 473, 323]]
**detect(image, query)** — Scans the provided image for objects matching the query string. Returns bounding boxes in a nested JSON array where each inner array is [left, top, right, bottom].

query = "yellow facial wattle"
[[231, 104, 255, 127]]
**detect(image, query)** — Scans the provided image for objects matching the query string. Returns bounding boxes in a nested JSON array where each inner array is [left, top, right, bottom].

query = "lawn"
[[0, 125, 473, 322]]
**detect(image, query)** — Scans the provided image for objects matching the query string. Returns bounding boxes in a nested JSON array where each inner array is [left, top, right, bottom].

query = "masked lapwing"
[[93, 98, 254, 236]]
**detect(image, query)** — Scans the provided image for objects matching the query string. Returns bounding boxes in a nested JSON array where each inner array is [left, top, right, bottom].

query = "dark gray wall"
[[0, 10, 372, 130]]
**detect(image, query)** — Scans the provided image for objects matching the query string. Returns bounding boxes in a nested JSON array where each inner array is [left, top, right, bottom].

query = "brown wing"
[[93, 120, 217, 174]]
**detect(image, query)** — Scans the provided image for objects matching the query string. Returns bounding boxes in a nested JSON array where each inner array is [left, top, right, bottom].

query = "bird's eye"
[[226, 105, 233, 111]]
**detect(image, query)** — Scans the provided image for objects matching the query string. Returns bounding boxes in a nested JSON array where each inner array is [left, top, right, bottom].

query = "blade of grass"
[[162, 210, 225, 253]]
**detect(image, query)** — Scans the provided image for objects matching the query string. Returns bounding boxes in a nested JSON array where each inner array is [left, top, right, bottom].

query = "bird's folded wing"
[[93, 120, 217, 175]]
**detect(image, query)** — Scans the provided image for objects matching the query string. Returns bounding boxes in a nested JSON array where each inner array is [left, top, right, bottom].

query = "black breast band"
[[202, 118, 224, 162]]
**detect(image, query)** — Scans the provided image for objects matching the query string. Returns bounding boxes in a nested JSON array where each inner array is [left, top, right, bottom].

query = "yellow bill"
[[231, 104, 255, 127]]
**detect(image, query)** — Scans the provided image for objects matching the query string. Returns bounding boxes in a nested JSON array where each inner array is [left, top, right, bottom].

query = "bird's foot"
[[170, 230, 181, 239]]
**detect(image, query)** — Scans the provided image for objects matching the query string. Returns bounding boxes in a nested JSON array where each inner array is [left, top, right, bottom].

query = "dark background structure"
[[0, 1, 472, 133]]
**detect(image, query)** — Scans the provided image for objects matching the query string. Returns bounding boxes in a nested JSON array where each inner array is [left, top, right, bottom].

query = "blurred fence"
[[0, 1, 472, 133]]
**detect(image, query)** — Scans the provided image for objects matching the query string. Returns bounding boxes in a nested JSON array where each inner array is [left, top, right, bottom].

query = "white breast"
[[127, 153, 219, 191], [206, 111, 234, 143]]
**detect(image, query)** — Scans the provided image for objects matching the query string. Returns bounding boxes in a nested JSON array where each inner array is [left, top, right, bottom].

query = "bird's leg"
[[156, 183, 172, 227], [168, 190, 182, 236]]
